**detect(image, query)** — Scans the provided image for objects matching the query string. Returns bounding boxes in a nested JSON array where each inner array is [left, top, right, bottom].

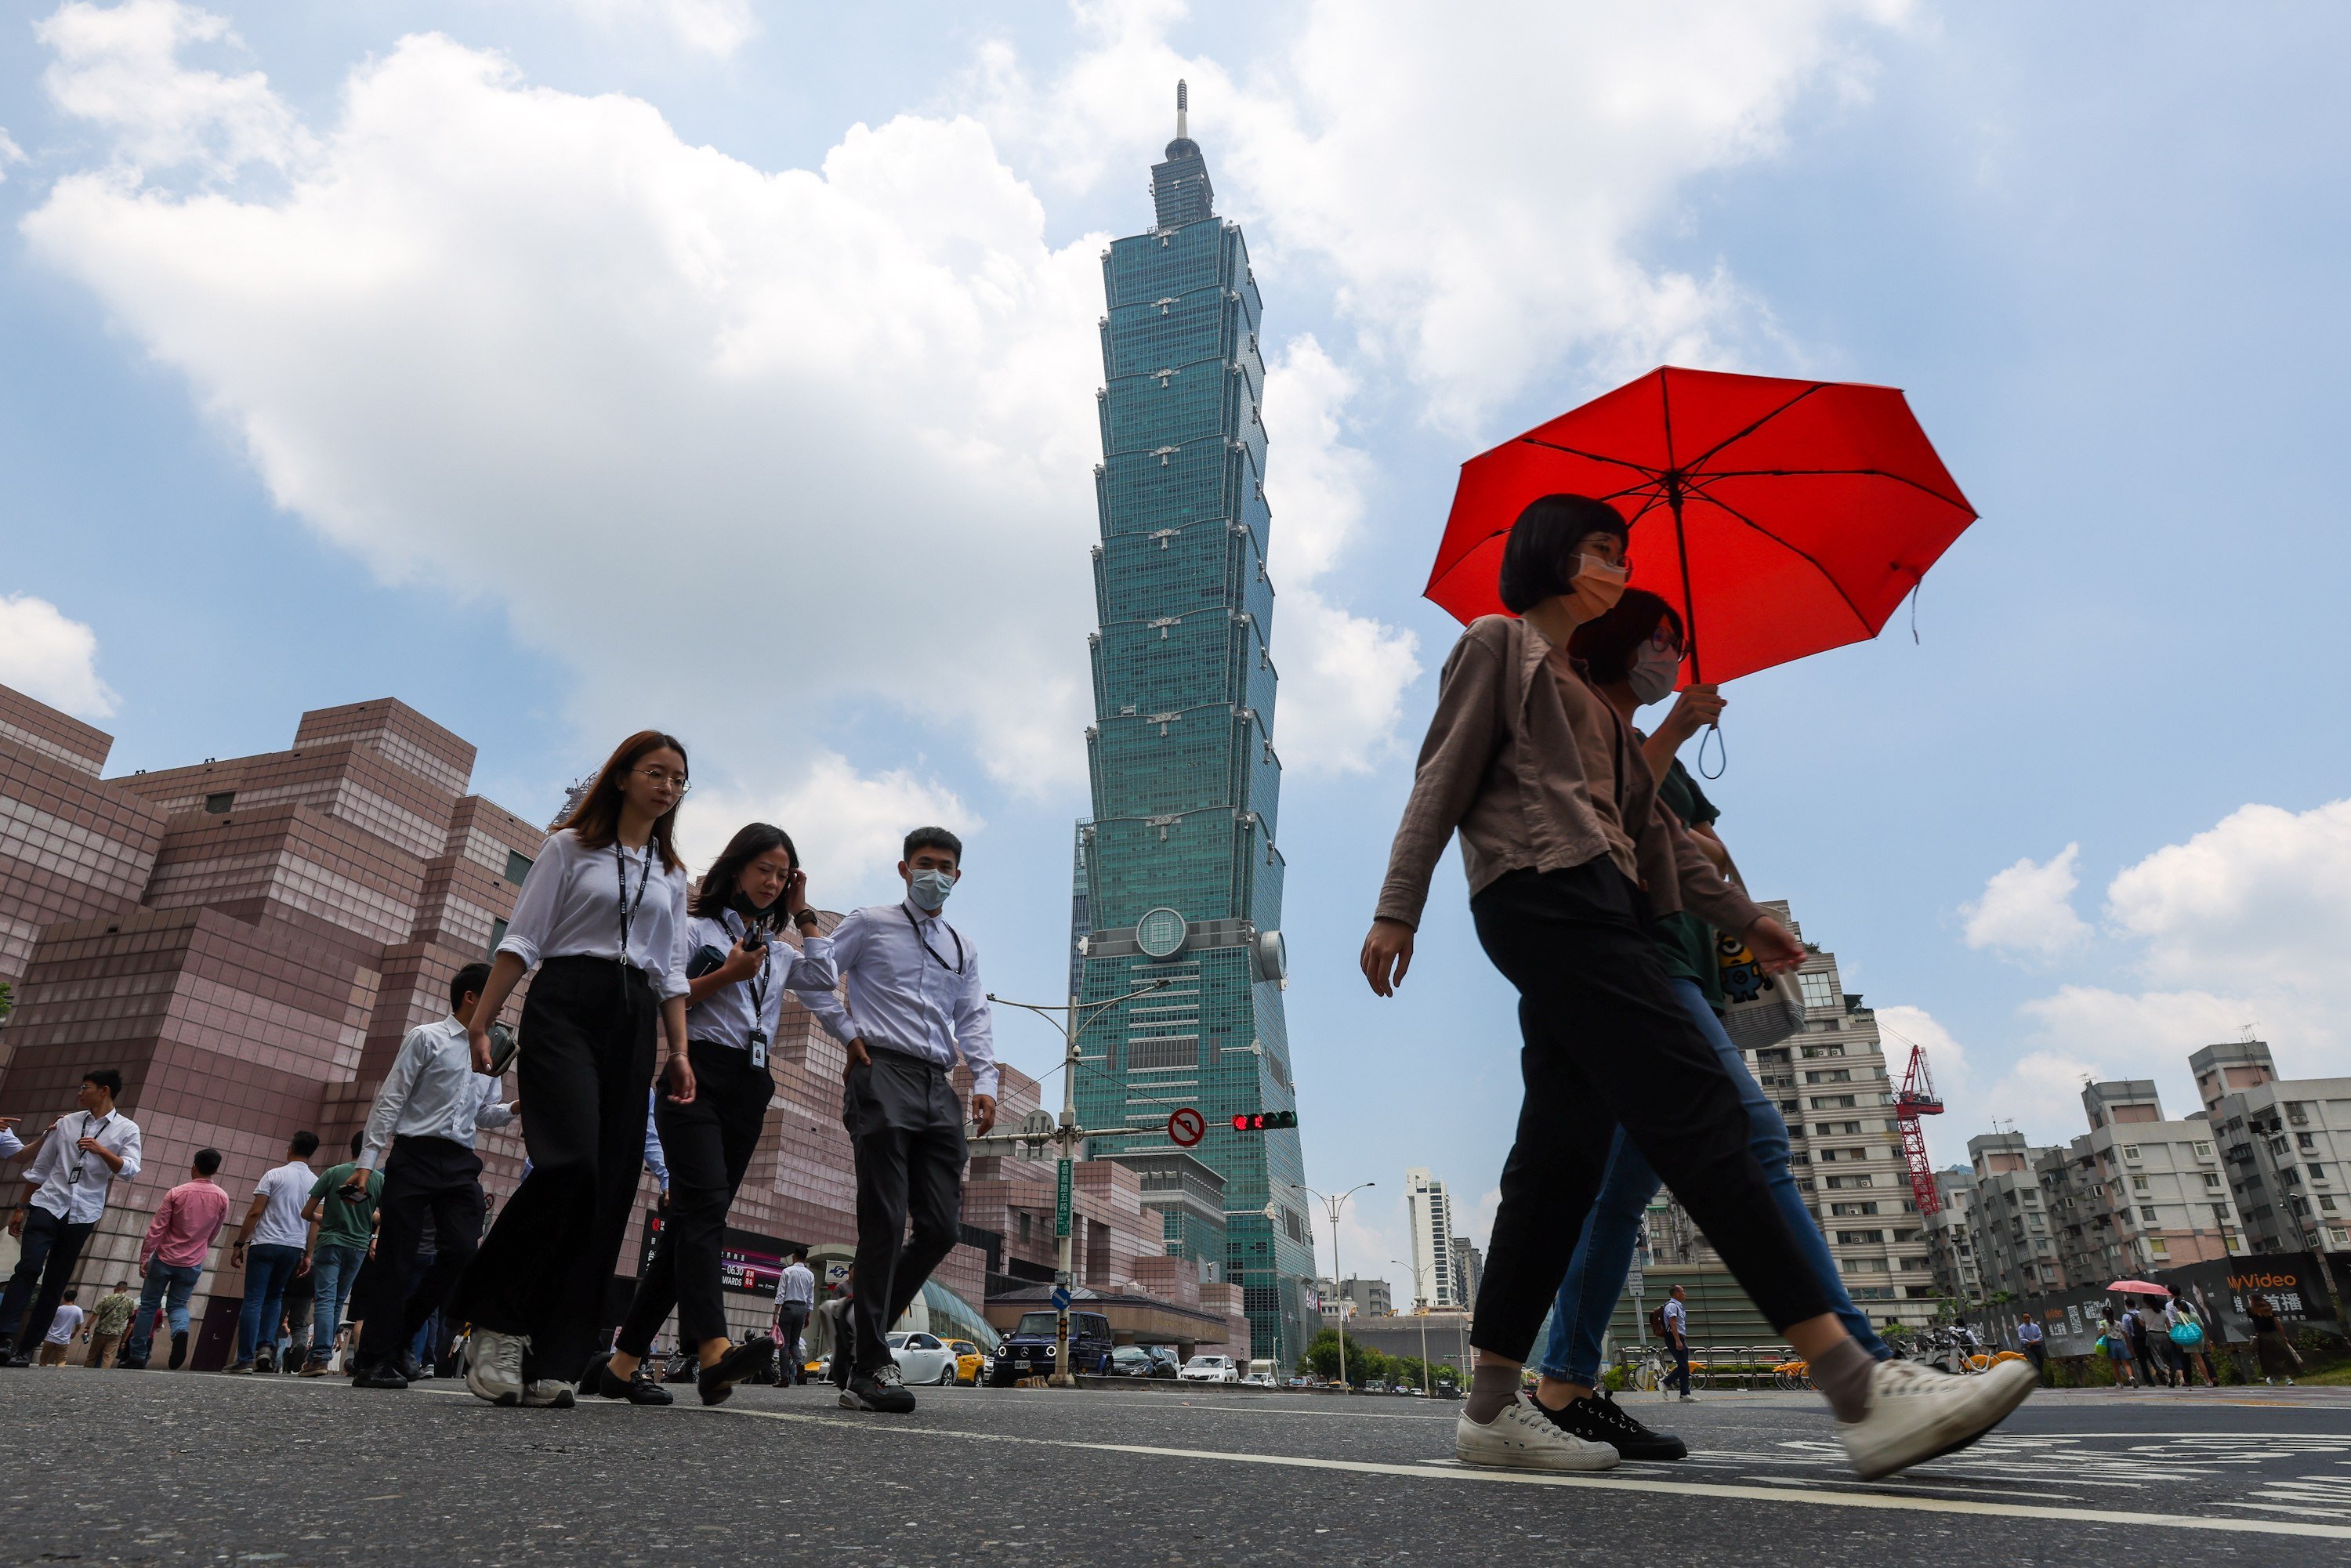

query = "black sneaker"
[[169, 1331, 189, 1371], [352, 1361, 411, 1391], [1541, 1390, 1688, 1461], [585, 1351, 675, 1406], [842, 1362, 916, 1414], [698, 1336, 777, 1407]]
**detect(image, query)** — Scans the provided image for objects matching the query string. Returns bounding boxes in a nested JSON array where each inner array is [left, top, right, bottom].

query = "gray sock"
[[1809, 1337, 1876, 1424], [1465, 1362, 1520, 1424]]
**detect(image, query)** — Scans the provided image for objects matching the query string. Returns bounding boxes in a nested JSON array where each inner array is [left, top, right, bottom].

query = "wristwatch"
[[792, 907, 820, 929]]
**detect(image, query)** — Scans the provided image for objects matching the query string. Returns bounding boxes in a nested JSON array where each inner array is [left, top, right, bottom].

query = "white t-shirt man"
[[1661, 1296, 1687, 1342], [43, 1302, 85, 1345], [251, 1161, 316, 1250]]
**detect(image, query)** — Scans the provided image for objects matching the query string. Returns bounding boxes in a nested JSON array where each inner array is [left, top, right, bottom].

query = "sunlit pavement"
[[7, 1371, 2351, 1564]]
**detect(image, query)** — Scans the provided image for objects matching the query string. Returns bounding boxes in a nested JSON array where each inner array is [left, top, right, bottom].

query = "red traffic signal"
[[1228, 1110, 1299, 1132]]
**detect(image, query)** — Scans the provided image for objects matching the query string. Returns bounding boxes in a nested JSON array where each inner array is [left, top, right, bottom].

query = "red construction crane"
[[1894, 1043, 1945, 1217]]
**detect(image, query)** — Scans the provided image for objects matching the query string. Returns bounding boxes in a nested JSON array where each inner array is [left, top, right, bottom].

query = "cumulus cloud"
[[979, 0, 1910, 432], [677, 753, 977, 910], [26, 13, 1110, 807], [36, 0, 303, 175], [1961, 842, 2091, 960], [2104, 798, 2351, 994], [0, 593, 121, 720], [1259, 335, 1418, 774]]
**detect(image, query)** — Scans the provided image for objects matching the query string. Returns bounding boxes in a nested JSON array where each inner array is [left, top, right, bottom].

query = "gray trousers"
[[842, 1048, 966, 1374]]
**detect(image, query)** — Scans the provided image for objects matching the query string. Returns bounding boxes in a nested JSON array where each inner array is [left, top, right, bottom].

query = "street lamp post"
[[1300, 1181, 1374, 1390], [1391, 1256, 1433, 1396], [976, 976, 1172, 1387]]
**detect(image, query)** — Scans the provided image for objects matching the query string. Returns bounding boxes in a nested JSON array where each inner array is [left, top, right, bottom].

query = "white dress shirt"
[[802, 899, 998, 1099], [683, 911, 839, 1052], [357, 1016, 518, 1170], [495, 829, 692, 1000], [0, 1127, 20, 1159], [773, 1259, 816, 1307], [20, 1108, 142, 1224]]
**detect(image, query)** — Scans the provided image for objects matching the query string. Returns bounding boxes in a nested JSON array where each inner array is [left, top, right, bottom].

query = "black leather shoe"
[[169, 1331, 189, 1371], [397, 1353, 428, 1384], [698, 1336, 777, 1407], [586, 1351, 675, 1406], [352, 1361, 411, 1390], [3, 1353, 33, 1369]]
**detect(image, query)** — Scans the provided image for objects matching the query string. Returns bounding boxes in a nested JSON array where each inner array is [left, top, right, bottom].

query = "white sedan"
[[1179, 1355, 1240, 1382], [887, 1331, 960, 1386]]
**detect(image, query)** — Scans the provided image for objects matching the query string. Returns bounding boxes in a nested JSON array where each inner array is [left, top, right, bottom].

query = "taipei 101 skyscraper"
[[1070, 84, 1312, 1363]]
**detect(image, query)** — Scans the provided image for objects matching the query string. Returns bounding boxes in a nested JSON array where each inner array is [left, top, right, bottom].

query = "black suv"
[[991, 1310, 1115, 1384]]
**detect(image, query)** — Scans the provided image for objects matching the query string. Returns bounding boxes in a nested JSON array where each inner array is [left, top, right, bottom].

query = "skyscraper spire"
[[1176, 79, 1187, 141]]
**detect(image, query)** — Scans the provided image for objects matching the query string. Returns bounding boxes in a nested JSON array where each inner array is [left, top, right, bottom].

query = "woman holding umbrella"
[[1363, 493, 2035, 1481]]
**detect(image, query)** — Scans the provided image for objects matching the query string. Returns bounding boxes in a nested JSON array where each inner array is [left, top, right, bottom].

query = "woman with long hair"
[[1360, 494, 2035, 1479], [451, 730, 697, 1408], [586, 822, 838, 1407]]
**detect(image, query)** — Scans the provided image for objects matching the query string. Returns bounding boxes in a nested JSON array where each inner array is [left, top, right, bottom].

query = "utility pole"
[[1391, 1256, 1433, 1396], [975, 978, 1172, 1387], [1300, 1181, 1374, 1390]]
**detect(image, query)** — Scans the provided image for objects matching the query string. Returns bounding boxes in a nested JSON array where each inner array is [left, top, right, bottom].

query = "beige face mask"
[[1567, 552, 1629, 620]]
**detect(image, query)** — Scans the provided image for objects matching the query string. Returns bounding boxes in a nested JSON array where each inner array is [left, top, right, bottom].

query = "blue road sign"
[[1050, 1286, 1072, 1310]]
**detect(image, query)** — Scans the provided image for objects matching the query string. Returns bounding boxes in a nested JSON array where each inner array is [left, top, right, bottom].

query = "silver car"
[[887, 1331, 960, 1386]]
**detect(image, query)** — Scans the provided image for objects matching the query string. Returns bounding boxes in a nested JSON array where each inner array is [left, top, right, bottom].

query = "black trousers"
[[616, 1040, 773, 1356], [454, 956, 658, 1382], [358, 1135, 485, 1366], [1469, 863, 1833, 1360], [1666, 1334, 1692, 1395], [774, 1303, 810, 1383], [0, 1206, 93, 1356], [843, 1048, 965, 1373]]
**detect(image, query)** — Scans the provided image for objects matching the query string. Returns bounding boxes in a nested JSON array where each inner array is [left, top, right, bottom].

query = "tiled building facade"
[[2039, 1080, 2239, 1284], [1922, 1165, 1983, 1302], [2198, 1041, 2351, 1255]]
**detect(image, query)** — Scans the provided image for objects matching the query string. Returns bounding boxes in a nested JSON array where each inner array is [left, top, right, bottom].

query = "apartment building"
[[1967, 1132, 2066, 1298], [1404, 1168, 1462, 1309], [1922, 1165, 1983, 1302], [2198, 1041, 2351, 1254]]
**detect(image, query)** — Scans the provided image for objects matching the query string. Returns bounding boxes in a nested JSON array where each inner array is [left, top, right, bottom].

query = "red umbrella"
[[2106, 1280, 2172, 1296], [1425, 367, 1978, 686]]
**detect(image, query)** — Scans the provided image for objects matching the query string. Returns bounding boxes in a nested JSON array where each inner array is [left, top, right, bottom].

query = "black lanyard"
[[67, 1112, 109, 1186], [902, 905, 965, 975], [614, 842, 654, 966], [731, 911, 773, 1025]]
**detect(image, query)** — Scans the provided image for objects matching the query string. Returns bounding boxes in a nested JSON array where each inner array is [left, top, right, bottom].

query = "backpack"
[[1646, 1304, 1668, 1338]]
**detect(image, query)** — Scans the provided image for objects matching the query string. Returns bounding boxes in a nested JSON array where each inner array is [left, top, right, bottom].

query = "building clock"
[[1135, 907, 1187, 959]]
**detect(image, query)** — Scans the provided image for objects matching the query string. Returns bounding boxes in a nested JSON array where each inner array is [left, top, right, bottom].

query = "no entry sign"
[[1168, 1107, 1205, 1147]]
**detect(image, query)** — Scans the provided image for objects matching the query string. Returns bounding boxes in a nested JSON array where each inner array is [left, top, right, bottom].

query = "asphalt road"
[[5, 1370, 2351, 1564]]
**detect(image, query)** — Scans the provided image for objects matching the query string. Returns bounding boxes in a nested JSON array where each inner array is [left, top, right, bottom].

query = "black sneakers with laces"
[[842, 1361, 917, 1414], [1540, 1389, 1689, 1461]]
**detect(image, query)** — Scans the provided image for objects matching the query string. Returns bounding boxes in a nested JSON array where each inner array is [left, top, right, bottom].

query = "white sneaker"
[[1456, 1395, 1621, 1472], [1838, 1358, 2036, 1480], [465, 1328, 529, 1407], [522, 1378, 576, 1409]]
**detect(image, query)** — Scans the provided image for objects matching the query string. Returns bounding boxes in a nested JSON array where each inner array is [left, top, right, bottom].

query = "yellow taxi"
[[947, 1339, 985, 1385]]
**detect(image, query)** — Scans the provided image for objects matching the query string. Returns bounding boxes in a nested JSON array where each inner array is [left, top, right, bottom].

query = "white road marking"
[[691, 1403, 2351, 1541]]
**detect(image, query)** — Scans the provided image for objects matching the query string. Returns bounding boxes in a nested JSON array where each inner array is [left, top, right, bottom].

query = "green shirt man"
[[307, 1161, 382, 1251]]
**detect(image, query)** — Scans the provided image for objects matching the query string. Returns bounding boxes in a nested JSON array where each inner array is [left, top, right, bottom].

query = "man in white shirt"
[[803, 827, 997, 1415], [348, 961, 516, 1390], [36, 1289, 84, 1367], [228, 1131, 321, 1372], [772, 1248, 817, 1385], [1662, 1286, 1693, 1402], [0, 1068, 143, 1367]]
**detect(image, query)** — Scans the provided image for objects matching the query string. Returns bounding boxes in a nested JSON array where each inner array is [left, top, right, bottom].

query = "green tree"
[[1302, 1328, 1395, 1386], [0, 980, 12, 1025]]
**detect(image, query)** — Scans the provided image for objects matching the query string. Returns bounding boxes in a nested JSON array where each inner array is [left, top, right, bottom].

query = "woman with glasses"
[[1520, 588, 1896, 1459], [451, 730, 697, 1410], [587, 822, 838, 1407]]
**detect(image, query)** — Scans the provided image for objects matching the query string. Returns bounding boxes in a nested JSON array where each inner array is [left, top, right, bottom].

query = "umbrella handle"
[[1697, 722, 1726, 780]]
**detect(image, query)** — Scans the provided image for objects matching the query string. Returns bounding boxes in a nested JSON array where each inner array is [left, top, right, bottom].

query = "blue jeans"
[[123, 1261, 201, 1364], [1537, 977, 1893, 1385], [236, 1244, 305, 1363], [305, 1244, 366, 1364]]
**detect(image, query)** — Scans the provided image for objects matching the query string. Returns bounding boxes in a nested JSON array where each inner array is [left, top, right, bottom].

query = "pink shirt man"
[[141, 1177, 230, 1271]]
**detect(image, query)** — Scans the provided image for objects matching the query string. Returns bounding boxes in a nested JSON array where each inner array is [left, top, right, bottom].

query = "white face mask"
[[1627, 639, 1681, 706]]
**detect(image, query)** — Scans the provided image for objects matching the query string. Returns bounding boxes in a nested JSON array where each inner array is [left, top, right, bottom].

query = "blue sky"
[[5, 0, 2349, 1297]]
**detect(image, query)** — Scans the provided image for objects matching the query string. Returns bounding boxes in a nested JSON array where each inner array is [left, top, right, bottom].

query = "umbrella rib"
[[1517, 437, 1667, 479], [1690, 466, 1973, 512], [1697, 490, 1876, 638], [1679, 382, 1828, 474]]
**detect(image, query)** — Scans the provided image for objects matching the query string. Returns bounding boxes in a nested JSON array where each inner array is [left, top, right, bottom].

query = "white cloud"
[[26, 16, 1108, 801], [0, 130, 26, 183], [551, 0, 757, 57], [677, 754, 977, 911], [979, 0, 1910, 432], [36, 0, 303, 175], [2105, 798, 2351, 994], [0, 593, 121, 720], [1259, 335, 1418, 775], [1961, 842, 2091, 960]]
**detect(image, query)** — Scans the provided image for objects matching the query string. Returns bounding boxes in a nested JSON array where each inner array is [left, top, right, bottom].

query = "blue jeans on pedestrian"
[[123, 1260, 201, 1364], [305, 1244, 366, 1365], [1537, 977, 1894, 1386], [236, 1244, 305, 1363]]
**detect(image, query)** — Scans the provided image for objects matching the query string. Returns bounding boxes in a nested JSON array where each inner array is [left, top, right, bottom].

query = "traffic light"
[[1228, 1110, 1299, 1132]]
